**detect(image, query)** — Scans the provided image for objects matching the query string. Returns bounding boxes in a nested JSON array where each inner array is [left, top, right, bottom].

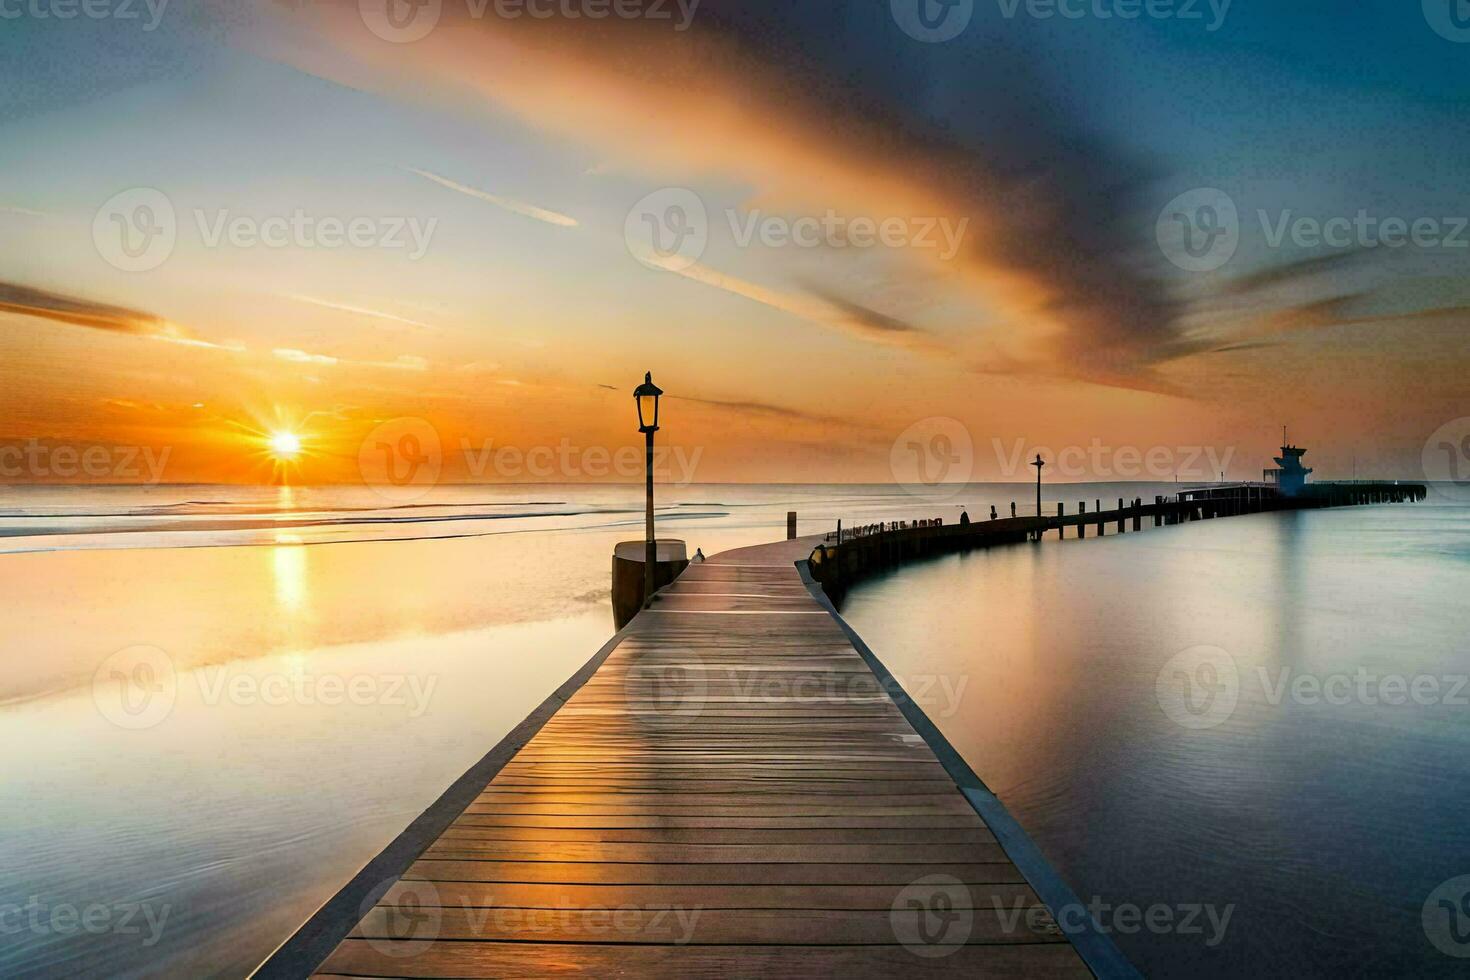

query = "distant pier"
[[808, 481, 1425, 600]]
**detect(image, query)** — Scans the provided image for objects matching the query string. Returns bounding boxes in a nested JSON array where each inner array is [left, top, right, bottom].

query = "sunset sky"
[[1, 1, 1466, 484]]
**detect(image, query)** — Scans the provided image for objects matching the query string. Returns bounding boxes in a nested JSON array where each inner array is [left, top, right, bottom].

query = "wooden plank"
[[314, 941, 1091, 978], [420, 840, 1009, 864], [437, 826, 997, 844], [380, 880, 1040, 910], [472, 792, 973, 806], [402, 861, 1028, 885], [441, 814, 987, 830], [350, 906, 1065, 944], [481, 781, 965, 795], [459, 804, 979, 817]]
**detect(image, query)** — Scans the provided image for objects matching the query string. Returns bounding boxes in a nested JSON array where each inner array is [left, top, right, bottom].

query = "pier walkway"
[[270, 537, 1100, 978]]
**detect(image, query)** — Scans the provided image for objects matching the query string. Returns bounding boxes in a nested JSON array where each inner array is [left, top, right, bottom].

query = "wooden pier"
[[809, 482, 1426, 599], [257, 537, 1122, 978]]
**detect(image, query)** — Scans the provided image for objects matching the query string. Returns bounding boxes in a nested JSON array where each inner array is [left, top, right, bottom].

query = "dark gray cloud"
[[1220, 249, 1370, 296], [801, 285, 927, 338], [670, 393, 875, 430], [0, 280, 172, 336]]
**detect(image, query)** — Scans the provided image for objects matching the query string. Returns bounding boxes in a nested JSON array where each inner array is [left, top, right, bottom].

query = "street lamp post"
[[1031, 453, 1046, 541], [634, 372, 664, 608]]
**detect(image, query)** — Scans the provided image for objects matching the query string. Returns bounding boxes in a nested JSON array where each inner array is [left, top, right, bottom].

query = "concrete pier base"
[[611, 539, 689, 629]]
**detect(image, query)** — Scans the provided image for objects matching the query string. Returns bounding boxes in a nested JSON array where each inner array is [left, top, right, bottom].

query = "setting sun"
[[268, 432, 303, 460]]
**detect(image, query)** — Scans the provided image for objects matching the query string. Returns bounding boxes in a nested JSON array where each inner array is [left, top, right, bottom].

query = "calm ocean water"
[[840, 496, 1470, 976], [3, 482, 1462, 976]]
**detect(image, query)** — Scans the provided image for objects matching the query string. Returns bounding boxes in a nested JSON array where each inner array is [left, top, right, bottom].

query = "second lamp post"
[[634, 372, 664, 607]]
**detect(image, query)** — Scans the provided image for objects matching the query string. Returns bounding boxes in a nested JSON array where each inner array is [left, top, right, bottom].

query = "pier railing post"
[[1057, 502, 1065, 540], [1079, 501, 1086, 539]]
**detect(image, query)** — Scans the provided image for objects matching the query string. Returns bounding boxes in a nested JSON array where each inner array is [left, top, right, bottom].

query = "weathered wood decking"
[[288, 536, 1103, 978]]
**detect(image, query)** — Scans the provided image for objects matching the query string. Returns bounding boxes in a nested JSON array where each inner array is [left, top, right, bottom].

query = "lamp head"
[[634, 372, 663, 433]]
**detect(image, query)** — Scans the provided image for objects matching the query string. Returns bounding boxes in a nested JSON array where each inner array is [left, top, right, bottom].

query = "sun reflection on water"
[[272, 482, 308, 615]]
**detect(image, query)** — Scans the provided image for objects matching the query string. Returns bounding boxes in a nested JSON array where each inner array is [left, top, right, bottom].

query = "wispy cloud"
[[273, 347, 430, 371], [656, 259, 943, 355], [286, 293, 437, 330], [671, 393, 876, 430], [0, 280, 250, 353], [1154, 290, 1470, 364], [800, 284, 934, 340], [1219, 249, 1370, 297], [274, 347, 338, 366], [405, 167, 578, 228], [0, 280, 171, 336]]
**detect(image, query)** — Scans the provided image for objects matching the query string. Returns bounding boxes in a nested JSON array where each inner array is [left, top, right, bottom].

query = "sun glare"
[[268, 431, 303, 460]]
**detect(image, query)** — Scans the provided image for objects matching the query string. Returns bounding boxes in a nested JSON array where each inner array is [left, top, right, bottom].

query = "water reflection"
[[272, 538, 307, 613], [839, 504, 1470, 977]]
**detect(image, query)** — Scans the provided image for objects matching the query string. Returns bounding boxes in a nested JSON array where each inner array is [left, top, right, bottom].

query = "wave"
[[0, 508, 732, 555], [0, 511, 735, 555], [0, 499, 574, 519], [0, 506, 638, 537]]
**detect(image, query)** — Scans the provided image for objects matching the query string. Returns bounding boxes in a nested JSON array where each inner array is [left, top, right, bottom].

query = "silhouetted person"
[[1010, 502, 1017, 518], [990, 506, 998, 521], [959, 509, 970, 526], [693, 548, 705, 562]]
